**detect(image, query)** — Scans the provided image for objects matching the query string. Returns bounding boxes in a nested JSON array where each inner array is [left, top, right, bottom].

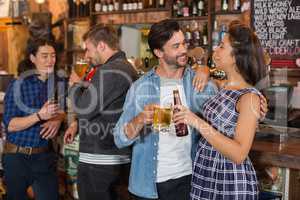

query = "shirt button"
[[153, 157, 156, 160], [153, 170, 156, 174], [154, 143, 157, 146]]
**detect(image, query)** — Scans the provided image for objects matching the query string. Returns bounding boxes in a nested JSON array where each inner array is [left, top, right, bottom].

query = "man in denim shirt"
[[113, 19, 217, 199]]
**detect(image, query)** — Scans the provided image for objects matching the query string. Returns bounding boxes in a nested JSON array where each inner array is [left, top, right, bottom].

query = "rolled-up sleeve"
[[113, 84, 139, 148]]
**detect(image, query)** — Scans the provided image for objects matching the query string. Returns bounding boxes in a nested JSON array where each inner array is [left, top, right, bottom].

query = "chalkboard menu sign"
[[252, 0, 300, 59]]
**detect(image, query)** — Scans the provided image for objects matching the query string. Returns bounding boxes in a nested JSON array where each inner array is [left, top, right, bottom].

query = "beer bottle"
[[173, 90, 188, 137]]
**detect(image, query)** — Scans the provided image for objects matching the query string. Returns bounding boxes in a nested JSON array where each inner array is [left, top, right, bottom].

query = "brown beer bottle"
[[173, 89, 188, 137]]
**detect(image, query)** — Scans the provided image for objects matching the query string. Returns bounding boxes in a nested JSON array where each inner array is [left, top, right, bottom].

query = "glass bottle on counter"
[[173, 90, 189, 137]]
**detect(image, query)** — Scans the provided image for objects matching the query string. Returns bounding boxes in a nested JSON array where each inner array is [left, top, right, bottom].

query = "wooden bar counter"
[[250, 125, 300, 170]]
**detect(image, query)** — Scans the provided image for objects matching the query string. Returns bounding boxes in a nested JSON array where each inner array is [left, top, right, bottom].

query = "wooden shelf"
[[91, 8, 169, 16], [66, 48, 85, 53], [67, 17, 90, 23], [171, 16, 208, 21], [214, 10, 242, 15]]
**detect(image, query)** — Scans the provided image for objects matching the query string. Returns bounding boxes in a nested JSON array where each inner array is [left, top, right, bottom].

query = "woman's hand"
[[172, 105, 199, 128], [193, 66, 210, 92], [38, 101, 60, 121]]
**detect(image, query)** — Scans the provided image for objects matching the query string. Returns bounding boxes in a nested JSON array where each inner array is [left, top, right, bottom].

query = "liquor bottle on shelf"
[[219, 24, 227, 42], [191, 22, 198, 47], [102, 0, 108, 12], [191, 0, 197, 16], [184, 24, 192, 49], [176, 0, 184, 17], [197, 0, 204, 16], [137, 0, 143, 9], [173, 89, 189, 137], [122, 0, 128, 11], [84, 0, 90, 16], [212, 20, 219, 50], [148, 0, 155, 8], [132, 0, 138, 10], [129, 0, 134, 10], [233, 0, 240, 11], [68, 0, 75, 18], [207, 56, 215, 68], [113, 0, 119, 11], [221, 0, 228, 12], [74, 0, 80, 17], [202, 22, 208, 46], [108, 0, 114, 12], [94, 0, 101, 12], [172, 0, 178, 17], [182, 0, 189, 17], [158, 0, 165, 8], [79, 0, 84, 17]]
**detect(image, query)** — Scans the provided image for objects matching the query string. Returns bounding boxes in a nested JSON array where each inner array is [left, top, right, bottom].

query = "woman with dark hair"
[[3, 38, 67, 200], [173, 20, 266, 199]]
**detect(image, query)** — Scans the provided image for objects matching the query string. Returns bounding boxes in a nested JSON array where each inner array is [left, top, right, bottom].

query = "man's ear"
[[29, 54, 35, 64], [154, 49, 163, 58], [96, 41, 105, 52]]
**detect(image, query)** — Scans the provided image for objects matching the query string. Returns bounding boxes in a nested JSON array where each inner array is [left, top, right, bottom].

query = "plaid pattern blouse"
[[3, 74, 67, 147], [190, 88, 261, 200]]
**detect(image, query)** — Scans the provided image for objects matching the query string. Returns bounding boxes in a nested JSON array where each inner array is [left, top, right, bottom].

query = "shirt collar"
[[146, 65, 192, 79]]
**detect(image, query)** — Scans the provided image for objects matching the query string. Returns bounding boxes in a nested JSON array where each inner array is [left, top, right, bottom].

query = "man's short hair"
[[83, 24, 119, 50], [148, 19, 181, 56]]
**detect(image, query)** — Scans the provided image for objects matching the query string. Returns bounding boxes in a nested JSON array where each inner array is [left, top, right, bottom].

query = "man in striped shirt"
[[66, 25, 138, 200]]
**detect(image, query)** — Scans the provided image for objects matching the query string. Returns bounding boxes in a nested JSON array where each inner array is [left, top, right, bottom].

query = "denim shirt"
[[113, 67, 217, 198]]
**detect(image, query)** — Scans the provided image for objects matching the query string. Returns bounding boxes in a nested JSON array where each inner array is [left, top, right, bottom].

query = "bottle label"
[[114, 2, 119, 10], [108, 4, 114, 11], [123, 3, 128, 10], [95, 3, 101, 12], [102, 5, 108, 12], [198, 1, 203, 9], [183, 7, 189, 17], [138, 2, 143, 9]]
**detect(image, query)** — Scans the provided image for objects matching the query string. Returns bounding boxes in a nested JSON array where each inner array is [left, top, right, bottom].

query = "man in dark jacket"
[[65, 25, 138, 200]]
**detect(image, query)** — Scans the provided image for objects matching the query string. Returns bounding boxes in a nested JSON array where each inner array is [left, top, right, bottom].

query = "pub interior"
[[0, 0, 299, 200]]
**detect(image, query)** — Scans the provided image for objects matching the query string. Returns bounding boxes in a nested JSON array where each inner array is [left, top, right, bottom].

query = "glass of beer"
[[74, 59, 89, 78], [152, 106, 172, 133]]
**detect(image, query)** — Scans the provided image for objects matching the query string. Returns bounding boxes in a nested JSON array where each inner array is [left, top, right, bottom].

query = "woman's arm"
[[173, 93, 260, 164], [8, 101, 60, 132]]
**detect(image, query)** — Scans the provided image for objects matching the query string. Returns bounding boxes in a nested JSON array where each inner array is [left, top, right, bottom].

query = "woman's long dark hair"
[[228, 20, 267, 87]]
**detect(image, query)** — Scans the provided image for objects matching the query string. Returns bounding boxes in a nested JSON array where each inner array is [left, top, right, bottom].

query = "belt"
[[4, 142, 48, 155]]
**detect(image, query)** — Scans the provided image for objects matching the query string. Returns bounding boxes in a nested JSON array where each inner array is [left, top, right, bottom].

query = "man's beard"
[[163, 54, 187, 69]]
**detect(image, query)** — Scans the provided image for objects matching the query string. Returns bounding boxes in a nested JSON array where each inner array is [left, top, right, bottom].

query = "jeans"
[[131, 175, 192, 200], [77, 162, 130, 200], [3, 152, 59, 200]]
